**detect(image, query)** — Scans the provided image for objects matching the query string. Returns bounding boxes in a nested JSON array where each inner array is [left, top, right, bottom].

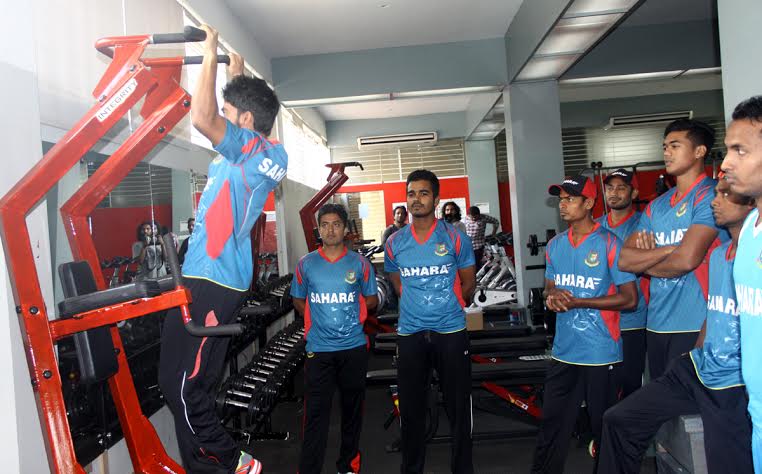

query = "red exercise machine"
[[0, 26, 239, 473]]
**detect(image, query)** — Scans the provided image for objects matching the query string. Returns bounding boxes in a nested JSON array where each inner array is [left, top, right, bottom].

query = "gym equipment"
[[526, 229, 557, 256], [472, 232, 518, 308], [215, 323, 306, 434], [299, 162, 365, 252], [0, 26, 239, 473]]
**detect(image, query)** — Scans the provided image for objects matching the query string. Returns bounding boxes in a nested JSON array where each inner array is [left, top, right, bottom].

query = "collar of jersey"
[[318, 245, 347, 263], [607, 208, 635, 228], [567, 221, 600, 249], [669, 173, 707, 208], [411, 220, 438, 245]]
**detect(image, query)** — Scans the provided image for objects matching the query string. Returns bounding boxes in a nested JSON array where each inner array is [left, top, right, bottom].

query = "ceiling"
[[224, 0, 523, 58], [316, 93, 493, 121], [621, 0, 716, 26]]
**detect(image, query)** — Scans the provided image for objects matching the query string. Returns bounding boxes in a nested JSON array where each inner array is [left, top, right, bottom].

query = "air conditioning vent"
[[357, 132, 437, 150], [605, 111, 693, 130]]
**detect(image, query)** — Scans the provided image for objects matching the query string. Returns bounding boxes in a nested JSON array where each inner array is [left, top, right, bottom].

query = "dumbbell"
[[216, 382, 273, 423], [526, 229, 557, 256]]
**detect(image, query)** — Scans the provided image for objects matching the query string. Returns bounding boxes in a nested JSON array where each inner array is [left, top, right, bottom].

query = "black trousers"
[[531, 361, 621, 474], [647, 331, 698, 379], [600, 354, 753, 474], [299, 346, 368, 474], [621, 329, 646, 398], [158, 278, 246, 474], [397, 329, 473, 474], [473, 248, 484, 272]]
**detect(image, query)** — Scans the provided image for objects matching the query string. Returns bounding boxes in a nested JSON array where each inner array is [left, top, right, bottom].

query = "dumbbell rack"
[[217, 322, 306, 443]]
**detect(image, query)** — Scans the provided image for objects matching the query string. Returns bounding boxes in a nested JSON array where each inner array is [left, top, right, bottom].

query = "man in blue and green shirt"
[[532, 175, 637, 473], [600, 177, 754, 474]]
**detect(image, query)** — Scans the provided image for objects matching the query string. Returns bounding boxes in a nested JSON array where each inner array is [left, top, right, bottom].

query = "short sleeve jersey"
[[384, 220, 475, 335], [735, 209, 762, 396], [637, 175, 719, 332], [689, 242, 743, 389], [290, 247, 377, 353], [183, 121, 288, 291], [545, 224, 636, 365], [597, 210, 647, 330]]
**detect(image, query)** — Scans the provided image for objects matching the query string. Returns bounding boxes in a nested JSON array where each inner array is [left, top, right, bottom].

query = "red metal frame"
[[0, 33, 200, 473], [299, 162, 362, 252]]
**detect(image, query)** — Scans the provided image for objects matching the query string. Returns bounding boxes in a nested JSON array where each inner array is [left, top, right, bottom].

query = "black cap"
[[548, 175, 597, 200], [603, 168, 637, 188]]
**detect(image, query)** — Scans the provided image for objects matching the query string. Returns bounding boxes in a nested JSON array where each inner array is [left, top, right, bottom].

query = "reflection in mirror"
[[87, 158, 173, 285]]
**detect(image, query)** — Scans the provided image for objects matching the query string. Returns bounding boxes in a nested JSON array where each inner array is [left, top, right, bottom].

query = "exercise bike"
[[474, 232, 518, 308]]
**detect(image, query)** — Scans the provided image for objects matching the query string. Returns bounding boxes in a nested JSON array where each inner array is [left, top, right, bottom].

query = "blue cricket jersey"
[[638, 175, 720, 332], [290, 247, 377, 353], [689, 242, 743, 389], [184, 120, 288, 291], [545, 223, 636, 365], [735, 208, 762, 470], [384, 220, 475, 335], [598, 210, 647, 330]]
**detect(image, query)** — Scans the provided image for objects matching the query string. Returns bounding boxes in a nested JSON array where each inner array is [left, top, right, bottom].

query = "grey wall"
[[465, 140, 501, 223], [171, 169, 195, 235], [272, 38, 508, 101], [503, 81, 565, 305], [327, 112, 466, 148], [276, 179, 318, 273], [560, 90, 725, 129], [718, 0, 762, 120], [564, 20, 720, 79]]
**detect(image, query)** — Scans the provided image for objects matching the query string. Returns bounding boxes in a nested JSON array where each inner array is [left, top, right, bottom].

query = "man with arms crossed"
[[599, 176, 754, 473], [619, 119, 721, 379], [291, 203, 378, 474], [531, 175, 637, 473], [721, 95, 762, 470], [158, 25, 287, 474], [597, 169, 648, 398], [385, 169, 476, 474]]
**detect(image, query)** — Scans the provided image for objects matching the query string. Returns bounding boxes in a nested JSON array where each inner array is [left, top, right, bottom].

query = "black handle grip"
[[183, 55, 230, 65], [186, 320, 243, 337], [342, 161, 364, 171], [151, 26, 207, 45], [163, 234, 183, 287], [162, 233, 243, 336], [239, 304, 276, 317]]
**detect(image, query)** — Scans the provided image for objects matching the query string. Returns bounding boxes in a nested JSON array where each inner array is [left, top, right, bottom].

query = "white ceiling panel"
[[316, 93, 487, 121]]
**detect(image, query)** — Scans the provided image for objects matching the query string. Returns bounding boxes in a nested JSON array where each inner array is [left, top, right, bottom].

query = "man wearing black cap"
[[597, 169, 648, 398], [618, 119, 723, 379], [531, 175, 637, 473]]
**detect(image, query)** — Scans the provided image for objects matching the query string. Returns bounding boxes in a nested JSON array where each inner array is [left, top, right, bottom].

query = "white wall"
[[0, 1, 54, 472]]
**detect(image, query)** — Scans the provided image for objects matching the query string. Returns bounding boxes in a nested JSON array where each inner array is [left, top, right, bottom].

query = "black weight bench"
[[58, 261, 164, 384], [374, 326, 534, 343], [373, 334, 548, 356], [366, 358, 549, 387]]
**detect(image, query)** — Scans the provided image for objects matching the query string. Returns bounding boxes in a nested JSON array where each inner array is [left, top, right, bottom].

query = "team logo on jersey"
[[584, 250, 600, 267], [307, 352, 315, 358], [675, 202, 688, 218], [344, 271, 357, 284], [435, 243, 448, 256]]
